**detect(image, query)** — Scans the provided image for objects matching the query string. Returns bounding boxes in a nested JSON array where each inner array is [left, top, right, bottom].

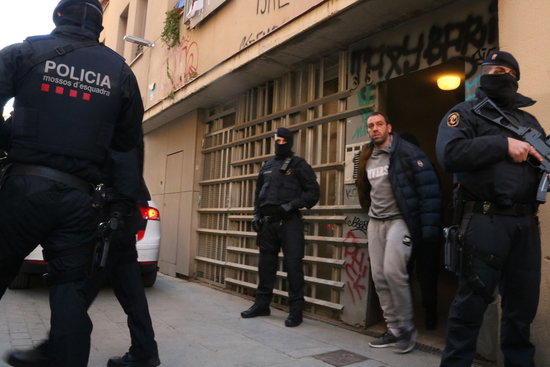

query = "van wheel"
[[8, 273, 30, 289], [142, 270, 157, 287]]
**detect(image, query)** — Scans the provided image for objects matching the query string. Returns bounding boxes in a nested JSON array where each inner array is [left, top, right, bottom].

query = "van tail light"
[[137, 206, 159, 241], [139, 206, 160, 221]]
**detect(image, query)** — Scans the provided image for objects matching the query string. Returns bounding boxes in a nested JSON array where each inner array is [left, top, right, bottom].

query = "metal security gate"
[[196, 52, 372, 320]]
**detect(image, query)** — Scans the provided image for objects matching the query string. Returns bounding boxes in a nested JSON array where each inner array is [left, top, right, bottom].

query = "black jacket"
[[0, 25, 143, 185], [436, 88, 543, 206], [356, 133, 442, 246], [254, 154, 320, 214]]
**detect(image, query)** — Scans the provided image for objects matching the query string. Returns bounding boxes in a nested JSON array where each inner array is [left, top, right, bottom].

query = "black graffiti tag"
[[350, 2, 497, 82], [240, 25, 279, 50], [257, 0, 290, 15]]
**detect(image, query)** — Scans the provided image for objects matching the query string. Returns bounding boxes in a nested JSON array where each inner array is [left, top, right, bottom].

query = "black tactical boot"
[[284, 312, 303, 327], [240, 303, 270, 318], [5, 341, 49, 367], [107, 352, 160, 367], [285, 299, 303, 327]]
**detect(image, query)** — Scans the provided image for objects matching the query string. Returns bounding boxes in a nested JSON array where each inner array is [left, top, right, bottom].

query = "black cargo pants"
[[0, 175, 98, 367], [440, 212, 540, 367], [84, 230, 159, 360], [255, 212, 305, 312]]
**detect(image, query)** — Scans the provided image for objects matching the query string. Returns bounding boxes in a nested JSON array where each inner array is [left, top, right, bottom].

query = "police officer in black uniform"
[[6, 147, 160, 367], [0, 1, 143, 366], [436, 51, 543, 367], [100, 142, 160, 367], [241, 127, 320, 327]]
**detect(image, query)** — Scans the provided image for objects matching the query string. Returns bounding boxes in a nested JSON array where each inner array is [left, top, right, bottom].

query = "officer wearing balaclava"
[[241, 127, 319, 327], [436, 51, 544, 367], [0, 1, 144, 366]]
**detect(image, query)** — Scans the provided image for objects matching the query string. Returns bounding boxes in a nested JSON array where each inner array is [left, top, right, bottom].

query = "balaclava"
[[480, 50, 520, 108], [274, 127, 293, 159]]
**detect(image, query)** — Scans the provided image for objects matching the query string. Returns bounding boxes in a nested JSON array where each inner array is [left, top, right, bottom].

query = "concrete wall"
[[499, 1, 550, 365]]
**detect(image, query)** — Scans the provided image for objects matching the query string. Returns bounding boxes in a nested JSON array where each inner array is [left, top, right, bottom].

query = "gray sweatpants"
[[367, 217, 414, 331]]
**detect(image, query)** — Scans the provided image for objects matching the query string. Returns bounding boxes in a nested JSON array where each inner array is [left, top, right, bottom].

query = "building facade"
[[100, 0, 550, 365]]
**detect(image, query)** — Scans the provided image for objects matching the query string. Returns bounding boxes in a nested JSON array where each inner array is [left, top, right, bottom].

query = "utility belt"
[[465, 201, 538, 217], [444, 198, 515, 303], [9, 163, 94, 193], [260, 204, 300, 222], [263, 215, 289, 223], [444, 201, 524, 275]]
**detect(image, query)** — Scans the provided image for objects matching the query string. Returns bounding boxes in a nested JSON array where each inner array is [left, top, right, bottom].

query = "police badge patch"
[[447, 112, 460, 127]]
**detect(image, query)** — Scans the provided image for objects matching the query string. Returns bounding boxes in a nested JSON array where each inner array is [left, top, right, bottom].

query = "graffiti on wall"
[[162, 36, 200, 94], [240, 0, 289, 50], [343, 216, 368, 304], [240, 25, 279, 50], [239, 0, 325, 51], [350, 0, 497, 86], [357, 85, 375, 121], [257, 0, 290, 14], [346, 84, 375, 141]]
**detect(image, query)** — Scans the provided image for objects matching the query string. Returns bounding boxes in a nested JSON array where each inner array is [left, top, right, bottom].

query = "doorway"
[[379, 59, 466, 348], [159, 150, 185, 276]]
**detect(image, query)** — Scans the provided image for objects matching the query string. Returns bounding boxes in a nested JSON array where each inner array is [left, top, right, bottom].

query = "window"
[[116, 5, 129, 56], [132, 0, 149, 59]]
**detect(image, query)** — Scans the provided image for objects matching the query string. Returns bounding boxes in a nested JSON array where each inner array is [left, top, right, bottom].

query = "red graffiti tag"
[[163, 35, 200, 93], [343, 231, 367, 304]]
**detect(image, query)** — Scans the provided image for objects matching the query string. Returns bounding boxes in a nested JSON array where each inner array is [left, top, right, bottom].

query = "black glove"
[[108, 200, 139, 232], [280, 202, 294, 214], [251, 215, 263, 232]]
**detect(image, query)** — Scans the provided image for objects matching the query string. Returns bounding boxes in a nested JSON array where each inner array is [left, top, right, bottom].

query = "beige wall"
[[101, 0, 334, 110], [499, 1, 550, 365], [142, 0, 328, 108], [100, 1, 202, 277], [142, 111, 202, 277], [100, 0, 173, 102]]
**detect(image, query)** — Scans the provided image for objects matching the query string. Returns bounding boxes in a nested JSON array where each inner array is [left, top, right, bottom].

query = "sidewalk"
[[1, 274, 444, 367]]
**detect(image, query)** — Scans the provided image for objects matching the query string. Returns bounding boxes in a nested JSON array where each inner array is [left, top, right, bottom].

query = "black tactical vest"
[[11, 35, 124, 163], [257, 157, 303, 206]]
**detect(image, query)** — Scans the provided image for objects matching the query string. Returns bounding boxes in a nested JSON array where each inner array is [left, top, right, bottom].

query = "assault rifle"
[[473, 97, 550, 203]]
